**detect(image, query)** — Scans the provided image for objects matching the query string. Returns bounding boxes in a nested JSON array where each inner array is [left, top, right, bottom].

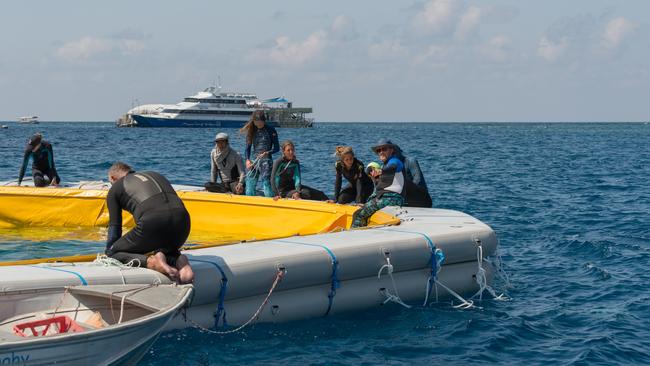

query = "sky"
[[0, 0, 648, 122]]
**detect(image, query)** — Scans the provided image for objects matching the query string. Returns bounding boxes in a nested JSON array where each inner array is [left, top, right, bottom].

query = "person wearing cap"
[[18, 133, 61, 187], [351, 139, 405, 228], [239, 110, 279, 197], [205, 132, 245, 194]]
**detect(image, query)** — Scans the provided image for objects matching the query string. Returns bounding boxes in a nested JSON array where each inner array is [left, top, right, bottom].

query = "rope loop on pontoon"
[[471, 240, 509, 302], [377, 255, 411, 309], [187, 267, 286, 335]]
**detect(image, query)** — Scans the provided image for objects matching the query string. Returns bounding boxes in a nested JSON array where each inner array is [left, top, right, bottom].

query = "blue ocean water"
[[1, 122, 649, 365]]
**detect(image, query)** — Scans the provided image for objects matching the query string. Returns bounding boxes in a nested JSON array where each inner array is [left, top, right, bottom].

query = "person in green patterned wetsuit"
[[351, 139, 405, 228], [271, 140, 328, 201]]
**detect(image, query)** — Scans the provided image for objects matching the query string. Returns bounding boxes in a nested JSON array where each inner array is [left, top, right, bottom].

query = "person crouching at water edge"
[[271, 140, 328, 201], [205, 132, 245, 194], [240, 110, 279, 197], [351, 139, 405, 228], [105, 162, 194, 284], [18, 133, 61, 187]]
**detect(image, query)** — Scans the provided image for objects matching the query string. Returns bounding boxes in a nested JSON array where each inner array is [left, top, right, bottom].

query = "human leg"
[[337, 185, 356, 204], [351, 193, 403, 228], [32, 169, 50, 187], [245, 174, 259, 196]]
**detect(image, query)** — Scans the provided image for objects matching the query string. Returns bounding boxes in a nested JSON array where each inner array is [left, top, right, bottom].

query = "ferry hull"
[[131, 115, 279, 128]]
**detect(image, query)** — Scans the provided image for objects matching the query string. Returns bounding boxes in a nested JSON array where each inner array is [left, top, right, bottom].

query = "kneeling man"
[[105, 162, 194, 283]]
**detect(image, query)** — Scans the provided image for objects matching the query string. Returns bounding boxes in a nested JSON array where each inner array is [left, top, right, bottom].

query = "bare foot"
[[147, 252, 179, 282], [175, 254, 195, 284]]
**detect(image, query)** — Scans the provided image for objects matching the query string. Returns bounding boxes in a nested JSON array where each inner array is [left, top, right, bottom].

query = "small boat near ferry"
[[18, 116, 39, 124], [117, 86, 313, 128], [0, 284, 193, 365]]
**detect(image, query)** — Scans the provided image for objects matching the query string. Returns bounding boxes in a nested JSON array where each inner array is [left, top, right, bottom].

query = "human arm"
[[17, 149, 30, 185], [210, 150, 218, 183], [270, 158, 282, 197], [105, 186, 123, 250], [334, 164, 342, 201], [293, 161, 302, 192], [45, 145, 60, 185], [268, 126, 280, 155], [355, 164, 364, 203]]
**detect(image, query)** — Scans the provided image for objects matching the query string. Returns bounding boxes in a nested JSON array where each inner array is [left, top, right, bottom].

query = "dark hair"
[[239, 110, 267, 144]]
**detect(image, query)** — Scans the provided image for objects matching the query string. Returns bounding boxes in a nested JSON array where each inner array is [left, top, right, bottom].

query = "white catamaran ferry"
[[123, 87, 276, 128]]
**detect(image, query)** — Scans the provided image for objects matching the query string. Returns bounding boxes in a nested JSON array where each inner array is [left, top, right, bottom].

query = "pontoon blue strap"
[[190, 258, 229, 328], [276, 239, 340, 316], [378, 228, 444, 304], [29, 265, 88, 285]]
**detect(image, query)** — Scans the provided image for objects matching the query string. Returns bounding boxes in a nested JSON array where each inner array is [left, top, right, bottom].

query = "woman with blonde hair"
[[333, 145, 374, 204], [239, 110, 279, 197]]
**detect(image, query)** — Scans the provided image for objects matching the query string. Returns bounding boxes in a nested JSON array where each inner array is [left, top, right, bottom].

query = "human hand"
[[291, 192, 301, 200], [235, 183, 244, 194], [273, 195, 280, 201], [326, 199, 335, 204], [246, 160, 253, 170], [370, 169, 382, 178]]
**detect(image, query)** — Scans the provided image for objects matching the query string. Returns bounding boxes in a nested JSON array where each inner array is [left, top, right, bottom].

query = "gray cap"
[[214, 132, 229, 141]]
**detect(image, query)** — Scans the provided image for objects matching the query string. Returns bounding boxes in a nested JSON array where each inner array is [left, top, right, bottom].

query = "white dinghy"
[[0, 284, 193, 366]]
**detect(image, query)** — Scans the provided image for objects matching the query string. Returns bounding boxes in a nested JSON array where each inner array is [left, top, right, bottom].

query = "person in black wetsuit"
[[105, 162, 194, 284], [271, 140, 328, 201], [333, 146, 374, 204], [393, 144, 432, 208], [18, 133, 61, 187]]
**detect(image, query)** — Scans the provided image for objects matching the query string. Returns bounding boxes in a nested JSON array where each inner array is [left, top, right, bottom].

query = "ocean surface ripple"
[[1, 122, 649, 365]]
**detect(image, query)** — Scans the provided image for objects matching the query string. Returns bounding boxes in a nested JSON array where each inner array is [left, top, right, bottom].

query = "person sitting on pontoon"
[[271, 140, 328, 201], [351, 139, 405, 228], [18, 133, 61, 187], [393, 143, 433, 208], [105, 162, 194, 284], [332, 146, 374, 204], [205, 132, 245, 194]]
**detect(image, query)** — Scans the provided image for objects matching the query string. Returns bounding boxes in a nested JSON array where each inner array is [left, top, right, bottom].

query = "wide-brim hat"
[[370, 138, 395, 152]]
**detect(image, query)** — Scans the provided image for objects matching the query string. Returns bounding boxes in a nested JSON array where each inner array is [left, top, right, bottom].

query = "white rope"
[[434, 279, 476, 309], [471, 244, 509, 301], [377, 256, 411, 309], [92, 254, 142, 285]]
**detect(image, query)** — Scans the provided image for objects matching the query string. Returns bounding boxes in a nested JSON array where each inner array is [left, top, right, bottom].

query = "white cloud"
[[455, 6, 482, 41], [266, 31, 329, 66], [54, 36, 145, 62], [601, 17, 637, 50], [537, 36, 568, 62], [413, 0, 463, 35], [481, 35, 510, 62]]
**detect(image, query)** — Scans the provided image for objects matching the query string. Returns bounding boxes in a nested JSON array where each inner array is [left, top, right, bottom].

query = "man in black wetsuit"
[[105, 162, 194, 283], [18, 133, 61, 187]]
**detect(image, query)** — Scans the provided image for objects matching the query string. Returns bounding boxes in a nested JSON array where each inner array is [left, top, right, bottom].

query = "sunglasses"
[[374, 146, 391, 154]]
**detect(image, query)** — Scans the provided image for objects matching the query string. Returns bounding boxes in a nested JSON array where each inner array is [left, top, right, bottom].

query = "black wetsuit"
[[395, 148, 432, 208], [105, 171, 191, 266], [334, 159, 374, 204], [18, 141, 60, 187], [271, 157, 328, 201]]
